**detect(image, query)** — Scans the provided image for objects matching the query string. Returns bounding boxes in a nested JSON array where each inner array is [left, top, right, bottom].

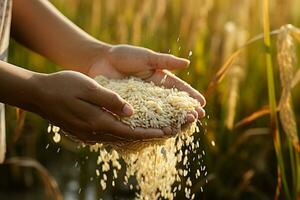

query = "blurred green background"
[[1, 0, 300, 199]]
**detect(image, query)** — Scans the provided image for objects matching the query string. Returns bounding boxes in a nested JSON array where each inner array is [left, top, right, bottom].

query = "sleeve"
[[0, 103, 6, 163]]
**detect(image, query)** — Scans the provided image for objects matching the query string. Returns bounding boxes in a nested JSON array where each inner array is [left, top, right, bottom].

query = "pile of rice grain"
[[89, 75, 201, 199], [94, 75, 199, 130], [49, 75, 203, 200]]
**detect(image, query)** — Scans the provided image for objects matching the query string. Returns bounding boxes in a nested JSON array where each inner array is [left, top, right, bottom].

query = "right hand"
[[31, 70, 180, 143]]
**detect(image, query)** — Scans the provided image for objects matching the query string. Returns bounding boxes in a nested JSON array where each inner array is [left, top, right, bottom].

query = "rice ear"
[[225, 65, 241, 130], [291, 68, 300, 88], [279, 95, 299, 152], [277, 25, 295, 99], [287, 25, 300, 88], [277, 25, 300, 152], [225, 27, 247, 130], [288, 24, 300, 43]]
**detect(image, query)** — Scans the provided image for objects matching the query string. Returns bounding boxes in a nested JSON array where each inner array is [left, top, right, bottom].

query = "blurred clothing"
[[0, 0, 12, 163]]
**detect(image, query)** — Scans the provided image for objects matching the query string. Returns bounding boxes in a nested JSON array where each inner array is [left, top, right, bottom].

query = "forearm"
[[0, 60, 40, 111], [11, 0, 110, 73]]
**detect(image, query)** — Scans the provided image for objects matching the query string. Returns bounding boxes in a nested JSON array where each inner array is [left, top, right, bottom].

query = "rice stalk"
[[116, 15, 129, 43], [12, 108, 26, 144], [225, 65, 243, 130], [234, 35, 300, 129], [263, 1, 290, 199], [221, 22, 238, 129], [222, 22, 237, 62], [131, 0, 152, 44], [205, 29, 282, 97], [275, 167, 282, 200], [90, 0, 102, 36], [225, 24, 247, 130], [179, 0, 193, 42], [205, 48, 243, 97], [147, 0, 167, 35], [104, 0, 117, 19], [5, 157, 63, 200], [186, 0, 213, 49]]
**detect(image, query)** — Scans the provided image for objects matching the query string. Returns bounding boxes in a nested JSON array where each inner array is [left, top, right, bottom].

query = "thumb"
[[148, 52, 190, 70], [85, 85, 134, 117]]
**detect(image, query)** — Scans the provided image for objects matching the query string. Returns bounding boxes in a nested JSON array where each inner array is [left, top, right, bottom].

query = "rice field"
[[1, 0, 300, 199]]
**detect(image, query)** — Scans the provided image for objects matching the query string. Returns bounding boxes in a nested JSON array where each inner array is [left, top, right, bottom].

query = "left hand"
[[87, 44, 206, 119]]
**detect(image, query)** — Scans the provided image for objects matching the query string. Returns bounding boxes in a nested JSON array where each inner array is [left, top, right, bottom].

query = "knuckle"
[[109, 93, 123, 108], [84, 81, 101, 93], [86, 119, 99, 131], [109, 92, 119, 100], [164, 56, 170, 67]]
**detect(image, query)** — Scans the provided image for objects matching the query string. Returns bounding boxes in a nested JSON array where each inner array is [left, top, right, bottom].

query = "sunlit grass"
[[4, 0, 300, 199]]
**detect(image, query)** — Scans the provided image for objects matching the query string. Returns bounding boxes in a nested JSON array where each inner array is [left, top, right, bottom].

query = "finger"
[[147, 70, 206, 107], [99, 112, 168, 140], [189, 110, 198, 119], [82, 84, 134, 117], [74, 101, 169, 141], [148, 52, 190, 70], [180, 113, 196, 129], [162, 127, 179, 136], [51, 99, 166, 143]]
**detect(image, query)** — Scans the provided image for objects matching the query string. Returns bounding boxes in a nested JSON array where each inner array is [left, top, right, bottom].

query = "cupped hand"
[[88, 44, 206, 118], [32, 71, 173, 143]]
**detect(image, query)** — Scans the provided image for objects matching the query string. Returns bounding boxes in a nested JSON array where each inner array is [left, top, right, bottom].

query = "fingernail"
[[122, 104, 133, 116], [185, 59, 191, 65], [163, 127, 173, 136], [188, 110, 198, 119], [196, 107, 206, 118], [186, 114, 196, 123], [180, 58, 190, 67]]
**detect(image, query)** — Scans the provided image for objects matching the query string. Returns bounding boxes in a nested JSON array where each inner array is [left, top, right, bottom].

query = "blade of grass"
[[234, 106, 271, 128], [262, 1, 291, 199], [296, 152, 300, 197], [205, 49, 243, 96]]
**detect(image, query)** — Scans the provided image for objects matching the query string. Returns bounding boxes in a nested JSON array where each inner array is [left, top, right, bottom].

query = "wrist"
[[82, 41, 113, 74], [0, 62, 46, 113], [22, 72, 47, 113]]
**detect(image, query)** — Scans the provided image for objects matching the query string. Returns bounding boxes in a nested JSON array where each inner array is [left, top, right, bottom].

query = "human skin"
[[0, 0, 206, 143]]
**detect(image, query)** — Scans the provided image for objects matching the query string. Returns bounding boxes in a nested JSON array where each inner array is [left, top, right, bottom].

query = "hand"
[[88, 44, 206, 118], [32, 71, 173, 143]]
